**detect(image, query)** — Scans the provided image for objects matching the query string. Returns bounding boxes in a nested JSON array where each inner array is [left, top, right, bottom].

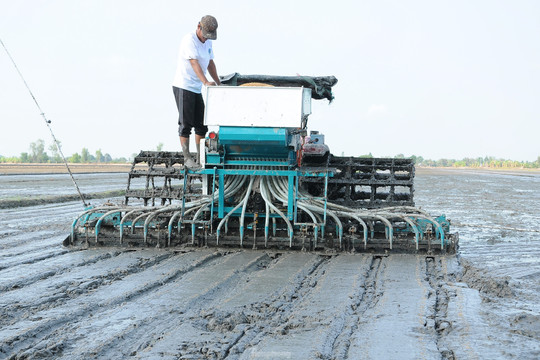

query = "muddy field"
[[0, 168, 539, 359], [0, 163, 133, 175]]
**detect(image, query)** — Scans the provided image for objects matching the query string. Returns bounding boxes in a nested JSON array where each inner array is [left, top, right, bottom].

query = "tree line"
[[0, 139, 129, 164], [346, 152, 540, 169], [398, 154, 539, 169], [1, 139, 539, 169]]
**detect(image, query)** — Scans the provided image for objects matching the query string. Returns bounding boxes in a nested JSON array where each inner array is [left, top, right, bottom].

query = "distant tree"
[[20, 152, 29, 163], [29, 139, 49, 163], [1, 156, 20, 163], [81, 148, 90, 163], [394, 153, 405, 159], [95, 149, 103, 163], [438, 159, 449, 167], [69, 152, 81, 163], [103, 153, 113, 162], [156, 143, 164, 151], [48, 141, 62, 163], [476, 157, 484, 166]]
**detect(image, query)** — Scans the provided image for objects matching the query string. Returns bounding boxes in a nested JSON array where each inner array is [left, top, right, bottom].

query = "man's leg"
[[180, 136, 199, 169], [195, 134, 205, 164], [180, 135, 190, 159], [174, 87, 200, 169], [193, 93, 207, 165]]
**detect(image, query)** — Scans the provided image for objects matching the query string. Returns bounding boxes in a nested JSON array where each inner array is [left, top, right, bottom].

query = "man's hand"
[[189, 59, 211, 86], [207, 60, 221, 86], [189, 59, 220, 87]]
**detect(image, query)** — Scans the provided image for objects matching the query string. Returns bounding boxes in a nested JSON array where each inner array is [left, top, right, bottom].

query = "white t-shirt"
[[173, 32, 214, 94]]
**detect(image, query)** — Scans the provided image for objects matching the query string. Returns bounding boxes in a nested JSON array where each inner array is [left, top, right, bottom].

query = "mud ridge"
[[222, 255, 332, 358], [0, 236, 62, 258], [510, 312, 540, 339], [425, 256, 454, 359], [0, 251, 177, 327], [0, 250, 223, 356], [139, 254, 333, 359], [458, 256, 514, 299], [57, 251, 276, 359], [0, 247, 71, 272], [0, 231, 63, 252], [129, 253, 332, 359], [188, 253, 294, 359], [0, 190, 125, 209], [0, 250, 115, 293]]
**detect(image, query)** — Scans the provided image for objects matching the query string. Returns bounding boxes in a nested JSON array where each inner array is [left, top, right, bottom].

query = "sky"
[[1, 0, 539, 161]]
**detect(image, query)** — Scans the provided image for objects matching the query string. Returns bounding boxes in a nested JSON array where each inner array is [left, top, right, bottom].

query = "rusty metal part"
[[125, 151, 200, 206], [66, 152, 457, 254], [301, 156, 415, 209]]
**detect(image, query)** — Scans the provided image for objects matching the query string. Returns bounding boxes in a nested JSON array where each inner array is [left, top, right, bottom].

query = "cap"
[[200, 15, 218, 40]]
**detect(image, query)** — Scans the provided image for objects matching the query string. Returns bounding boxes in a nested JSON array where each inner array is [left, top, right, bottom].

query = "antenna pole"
[[1, 38, 88, 207]]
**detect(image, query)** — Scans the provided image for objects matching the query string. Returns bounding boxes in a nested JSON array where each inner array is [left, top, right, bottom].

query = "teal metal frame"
[[193, 167, 331, 222]]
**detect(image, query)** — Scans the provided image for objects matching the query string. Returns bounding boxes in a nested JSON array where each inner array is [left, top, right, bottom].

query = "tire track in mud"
[[0, 203, 78, 222], [0, 250, 223, 357], [343, 255, 444, 359], [0, 249, 114, 292], [328, 256, 384, 359], [0, 230, 65, 252], [112, 252, 330, 359], [213, 255, 375, 359], [220, 254, 332, 359], [0, 203, 80, 249], [425, 256, 454, 360], [0, 245, 71, 271], [72, 251, 280, 360], [0, 250, 178, 327]]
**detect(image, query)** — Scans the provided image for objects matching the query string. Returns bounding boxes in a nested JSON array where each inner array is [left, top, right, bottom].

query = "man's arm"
[[207, 60, 221, 85], [189, 59, 216, 86]]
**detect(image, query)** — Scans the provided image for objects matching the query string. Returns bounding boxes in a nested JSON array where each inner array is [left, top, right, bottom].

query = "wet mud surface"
[[1, 169, 539, 359]]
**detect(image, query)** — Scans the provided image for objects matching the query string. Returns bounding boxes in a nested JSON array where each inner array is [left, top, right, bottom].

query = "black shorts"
[[173, 86, 208, 137]]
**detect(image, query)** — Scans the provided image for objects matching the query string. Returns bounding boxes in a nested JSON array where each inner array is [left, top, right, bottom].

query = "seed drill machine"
[[65, 74, 458, 253]]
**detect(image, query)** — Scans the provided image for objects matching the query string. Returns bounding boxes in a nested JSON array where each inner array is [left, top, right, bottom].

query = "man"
[[173, 15, 221, 169]]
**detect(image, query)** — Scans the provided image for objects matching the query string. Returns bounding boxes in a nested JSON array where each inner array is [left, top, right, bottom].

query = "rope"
[[1, 38, 88, 207], [453, 222, 540, 233]]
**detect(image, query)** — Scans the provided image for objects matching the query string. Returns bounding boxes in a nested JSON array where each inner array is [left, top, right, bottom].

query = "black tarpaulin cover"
[[220, 73, 338, 101]]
